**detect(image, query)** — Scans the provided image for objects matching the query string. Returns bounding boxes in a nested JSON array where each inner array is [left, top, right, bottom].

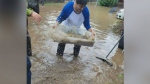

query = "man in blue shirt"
[[53, 0, 95, 57]]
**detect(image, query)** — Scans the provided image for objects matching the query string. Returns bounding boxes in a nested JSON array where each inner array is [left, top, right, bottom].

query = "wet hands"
[[88, 28, 96, 37], [85, 30, 95, 40], [52, 22, 59, 28], [91, 30, 96, 37], [31, 11, 42, 24]]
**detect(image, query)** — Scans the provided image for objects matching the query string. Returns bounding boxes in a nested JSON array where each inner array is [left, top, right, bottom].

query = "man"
[[53, 0, 95, 57], [27, 0, 41, 56], [27, 8, 41, 84]]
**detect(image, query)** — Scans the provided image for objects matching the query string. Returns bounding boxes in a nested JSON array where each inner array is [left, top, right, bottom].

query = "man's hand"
[[31, 11, 42, 24], [88, 28, 96, 36], [91, 30, 96, 36], [52, 22, 59, 28]]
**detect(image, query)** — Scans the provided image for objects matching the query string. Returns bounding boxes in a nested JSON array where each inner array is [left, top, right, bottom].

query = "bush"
[[98, 0, 119, 7]]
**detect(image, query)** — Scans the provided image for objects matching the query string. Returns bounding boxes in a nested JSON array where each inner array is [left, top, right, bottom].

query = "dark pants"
[[27, 18, 32, 56], [57, 43, 81, 56], [27, 31, 32, 56], [118, 30, 124, 50], [27, 56, 31, 84]]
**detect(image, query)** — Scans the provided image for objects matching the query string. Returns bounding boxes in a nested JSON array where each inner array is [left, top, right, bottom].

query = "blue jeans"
[[27, 56, 31, 84]]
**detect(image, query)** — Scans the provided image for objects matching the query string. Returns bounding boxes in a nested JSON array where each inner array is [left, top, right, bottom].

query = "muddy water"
[[28, 2, 124, 84]]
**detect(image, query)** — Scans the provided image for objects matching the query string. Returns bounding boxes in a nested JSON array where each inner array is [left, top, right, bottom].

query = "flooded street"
[[28, 2, 124, 84]]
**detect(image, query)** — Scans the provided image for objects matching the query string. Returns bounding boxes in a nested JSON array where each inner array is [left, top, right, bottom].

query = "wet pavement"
[[28, 2, 124, 84]]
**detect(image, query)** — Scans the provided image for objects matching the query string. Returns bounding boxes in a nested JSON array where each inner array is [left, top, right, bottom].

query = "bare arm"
[[30, 11, 42, 24], [27, 9, 42, 24]]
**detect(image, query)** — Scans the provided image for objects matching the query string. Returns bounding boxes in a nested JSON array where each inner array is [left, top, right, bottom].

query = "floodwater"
[[28, 2, 124, 84]]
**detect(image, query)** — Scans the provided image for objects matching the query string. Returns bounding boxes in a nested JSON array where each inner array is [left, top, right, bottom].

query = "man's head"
[[74, 0, 89, 14]]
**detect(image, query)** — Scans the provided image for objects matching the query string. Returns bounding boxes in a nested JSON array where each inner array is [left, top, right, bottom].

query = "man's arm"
[[83, 7, 91, 30], [82, 7, 95, 36], [53, 2, 74, 28], [56, 3, 68, 24], [27, 8, 42, 23], [53, 2, 70, 28]]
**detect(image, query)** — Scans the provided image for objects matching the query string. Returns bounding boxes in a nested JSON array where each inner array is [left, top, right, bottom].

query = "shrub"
[[98, 0, 119, 7]]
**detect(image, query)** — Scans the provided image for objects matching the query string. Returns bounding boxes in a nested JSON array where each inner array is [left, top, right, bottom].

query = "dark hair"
[[76, 0, 89, 6]]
